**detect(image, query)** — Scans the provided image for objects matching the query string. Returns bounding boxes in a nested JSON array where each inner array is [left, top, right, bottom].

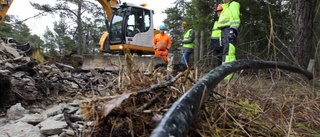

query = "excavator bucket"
[[15, 43, 46, 63], [1, 37, 46, 63], [81, 54, 164, 71], [29, 49, 46, 63]]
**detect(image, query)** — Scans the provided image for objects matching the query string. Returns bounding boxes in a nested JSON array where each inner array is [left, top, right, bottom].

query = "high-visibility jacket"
[[152, 33, 171, 50], [211, 21, 221, 40], [183, 29, 195, 49], [217, 1, 240, 30]]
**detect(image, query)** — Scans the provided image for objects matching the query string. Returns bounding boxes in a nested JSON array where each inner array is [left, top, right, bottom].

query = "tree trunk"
[[194, 31, 200, 66], [291, 0, 317, 68], [77, 1, 84, 55], [200, 31, 204, 60]]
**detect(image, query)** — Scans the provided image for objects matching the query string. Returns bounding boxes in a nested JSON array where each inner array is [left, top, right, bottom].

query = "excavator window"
[[109, 5, 153, 45], [126, 8, 142, 37], [127, 15, 136, 37], [125, 8, 151, 37], [144, 10, 151, 32], [110, 14, 123, 43]]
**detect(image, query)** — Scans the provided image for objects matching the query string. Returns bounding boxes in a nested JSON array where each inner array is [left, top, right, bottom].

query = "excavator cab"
[[99, 2, 155, 55]]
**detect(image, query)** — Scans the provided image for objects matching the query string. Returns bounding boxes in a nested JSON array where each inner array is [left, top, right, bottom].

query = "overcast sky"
[[7, 0, 176, 36]]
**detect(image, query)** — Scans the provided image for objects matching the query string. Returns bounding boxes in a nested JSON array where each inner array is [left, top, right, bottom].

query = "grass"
[[77, 62, 320, 137], [189, 71, 320, 137]]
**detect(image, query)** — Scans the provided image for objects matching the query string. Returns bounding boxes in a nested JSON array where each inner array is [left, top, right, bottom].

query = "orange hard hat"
[[215, 4, 223, 12], [182, 21, 188, 27]]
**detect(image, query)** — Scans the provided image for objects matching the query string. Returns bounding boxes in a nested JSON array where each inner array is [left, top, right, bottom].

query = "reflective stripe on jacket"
[[211, 21, 221, 39], [183, 29, 195, 49], [152, 33, 171, 50], [217, 1, 240, 29]]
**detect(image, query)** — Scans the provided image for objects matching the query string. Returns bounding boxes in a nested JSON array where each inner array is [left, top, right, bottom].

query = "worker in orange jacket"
[[152, 25, 172, 63]]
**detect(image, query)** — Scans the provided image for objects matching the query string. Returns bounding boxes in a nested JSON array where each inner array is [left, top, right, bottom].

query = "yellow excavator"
[[84, 0, 163, 70], [97, 0, 158, 54], [0, 0, 163, 69]]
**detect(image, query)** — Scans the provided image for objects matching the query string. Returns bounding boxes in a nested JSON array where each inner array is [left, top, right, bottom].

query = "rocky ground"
[[0, 40, 189, 137], [0, 41, 126, 137], [1, 40, 320, 137]]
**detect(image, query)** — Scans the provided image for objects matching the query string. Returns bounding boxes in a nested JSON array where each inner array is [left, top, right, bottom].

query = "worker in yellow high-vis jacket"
[[210, 4, 223, 66], [181, 21, 195, 66], [217, 0, 240, 80]]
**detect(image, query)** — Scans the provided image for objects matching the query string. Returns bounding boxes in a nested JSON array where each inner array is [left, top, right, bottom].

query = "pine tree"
[[31, 0, 106, 55]]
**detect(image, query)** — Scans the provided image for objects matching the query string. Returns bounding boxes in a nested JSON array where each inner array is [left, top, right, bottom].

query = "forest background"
[[0, 0, 318, 74]]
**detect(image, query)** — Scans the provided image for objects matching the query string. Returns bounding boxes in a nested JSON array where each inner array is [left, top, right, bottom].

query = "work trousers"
[[210, 38, 222, 66], [181, 47, 193, 66], [221, 27, 236, 64], [155, 49, 168, 63], [221, 27, 237, 80]]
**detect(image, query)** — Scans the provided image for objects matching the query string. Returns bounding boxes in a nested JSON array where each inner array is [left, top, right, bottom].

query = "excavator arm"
[[97, 0, 119, 21], [96, 0, 120, 53], [0, 0, 13, 24]]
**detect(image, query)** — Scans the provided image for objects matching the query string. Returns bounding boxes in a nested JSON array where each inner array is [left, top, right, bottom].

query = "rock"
[[38, 119, 68, 135], [48, 135, 59, 137], [51, 114, 64, 121], [50, 77, 59, 82], [65, 105, 79, 114], [85, 72, 93, 77], [4, 62, 14, 69], [20, 57, 31, 62], [0, 122, 43, 137], [17, 114, 44, 125], [0, 70, 10, 75], [12, 71, 27, 78], [62, 129, 75, 136], [6, 103, 28, 120], [22, 78, 35, 86], [41, 103, 67, 119], [70, 82, 79, 89], [3, 45, 20, 58], [0, 41, 5, 51], [68, 102, 79, 107], [10, 78, 38, 101], [0, 117, 8, 127]]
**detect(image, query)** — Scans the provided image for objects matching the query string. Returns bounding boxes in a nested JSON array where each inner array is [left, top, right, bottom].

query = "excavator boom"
[[0, 0, 13, 24], [97, 0, 119, 21]]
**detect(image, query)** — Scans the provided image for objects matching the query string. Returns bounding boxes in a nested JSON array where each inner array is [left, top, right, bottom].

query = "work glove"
[[228, 28, 237, 42]]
